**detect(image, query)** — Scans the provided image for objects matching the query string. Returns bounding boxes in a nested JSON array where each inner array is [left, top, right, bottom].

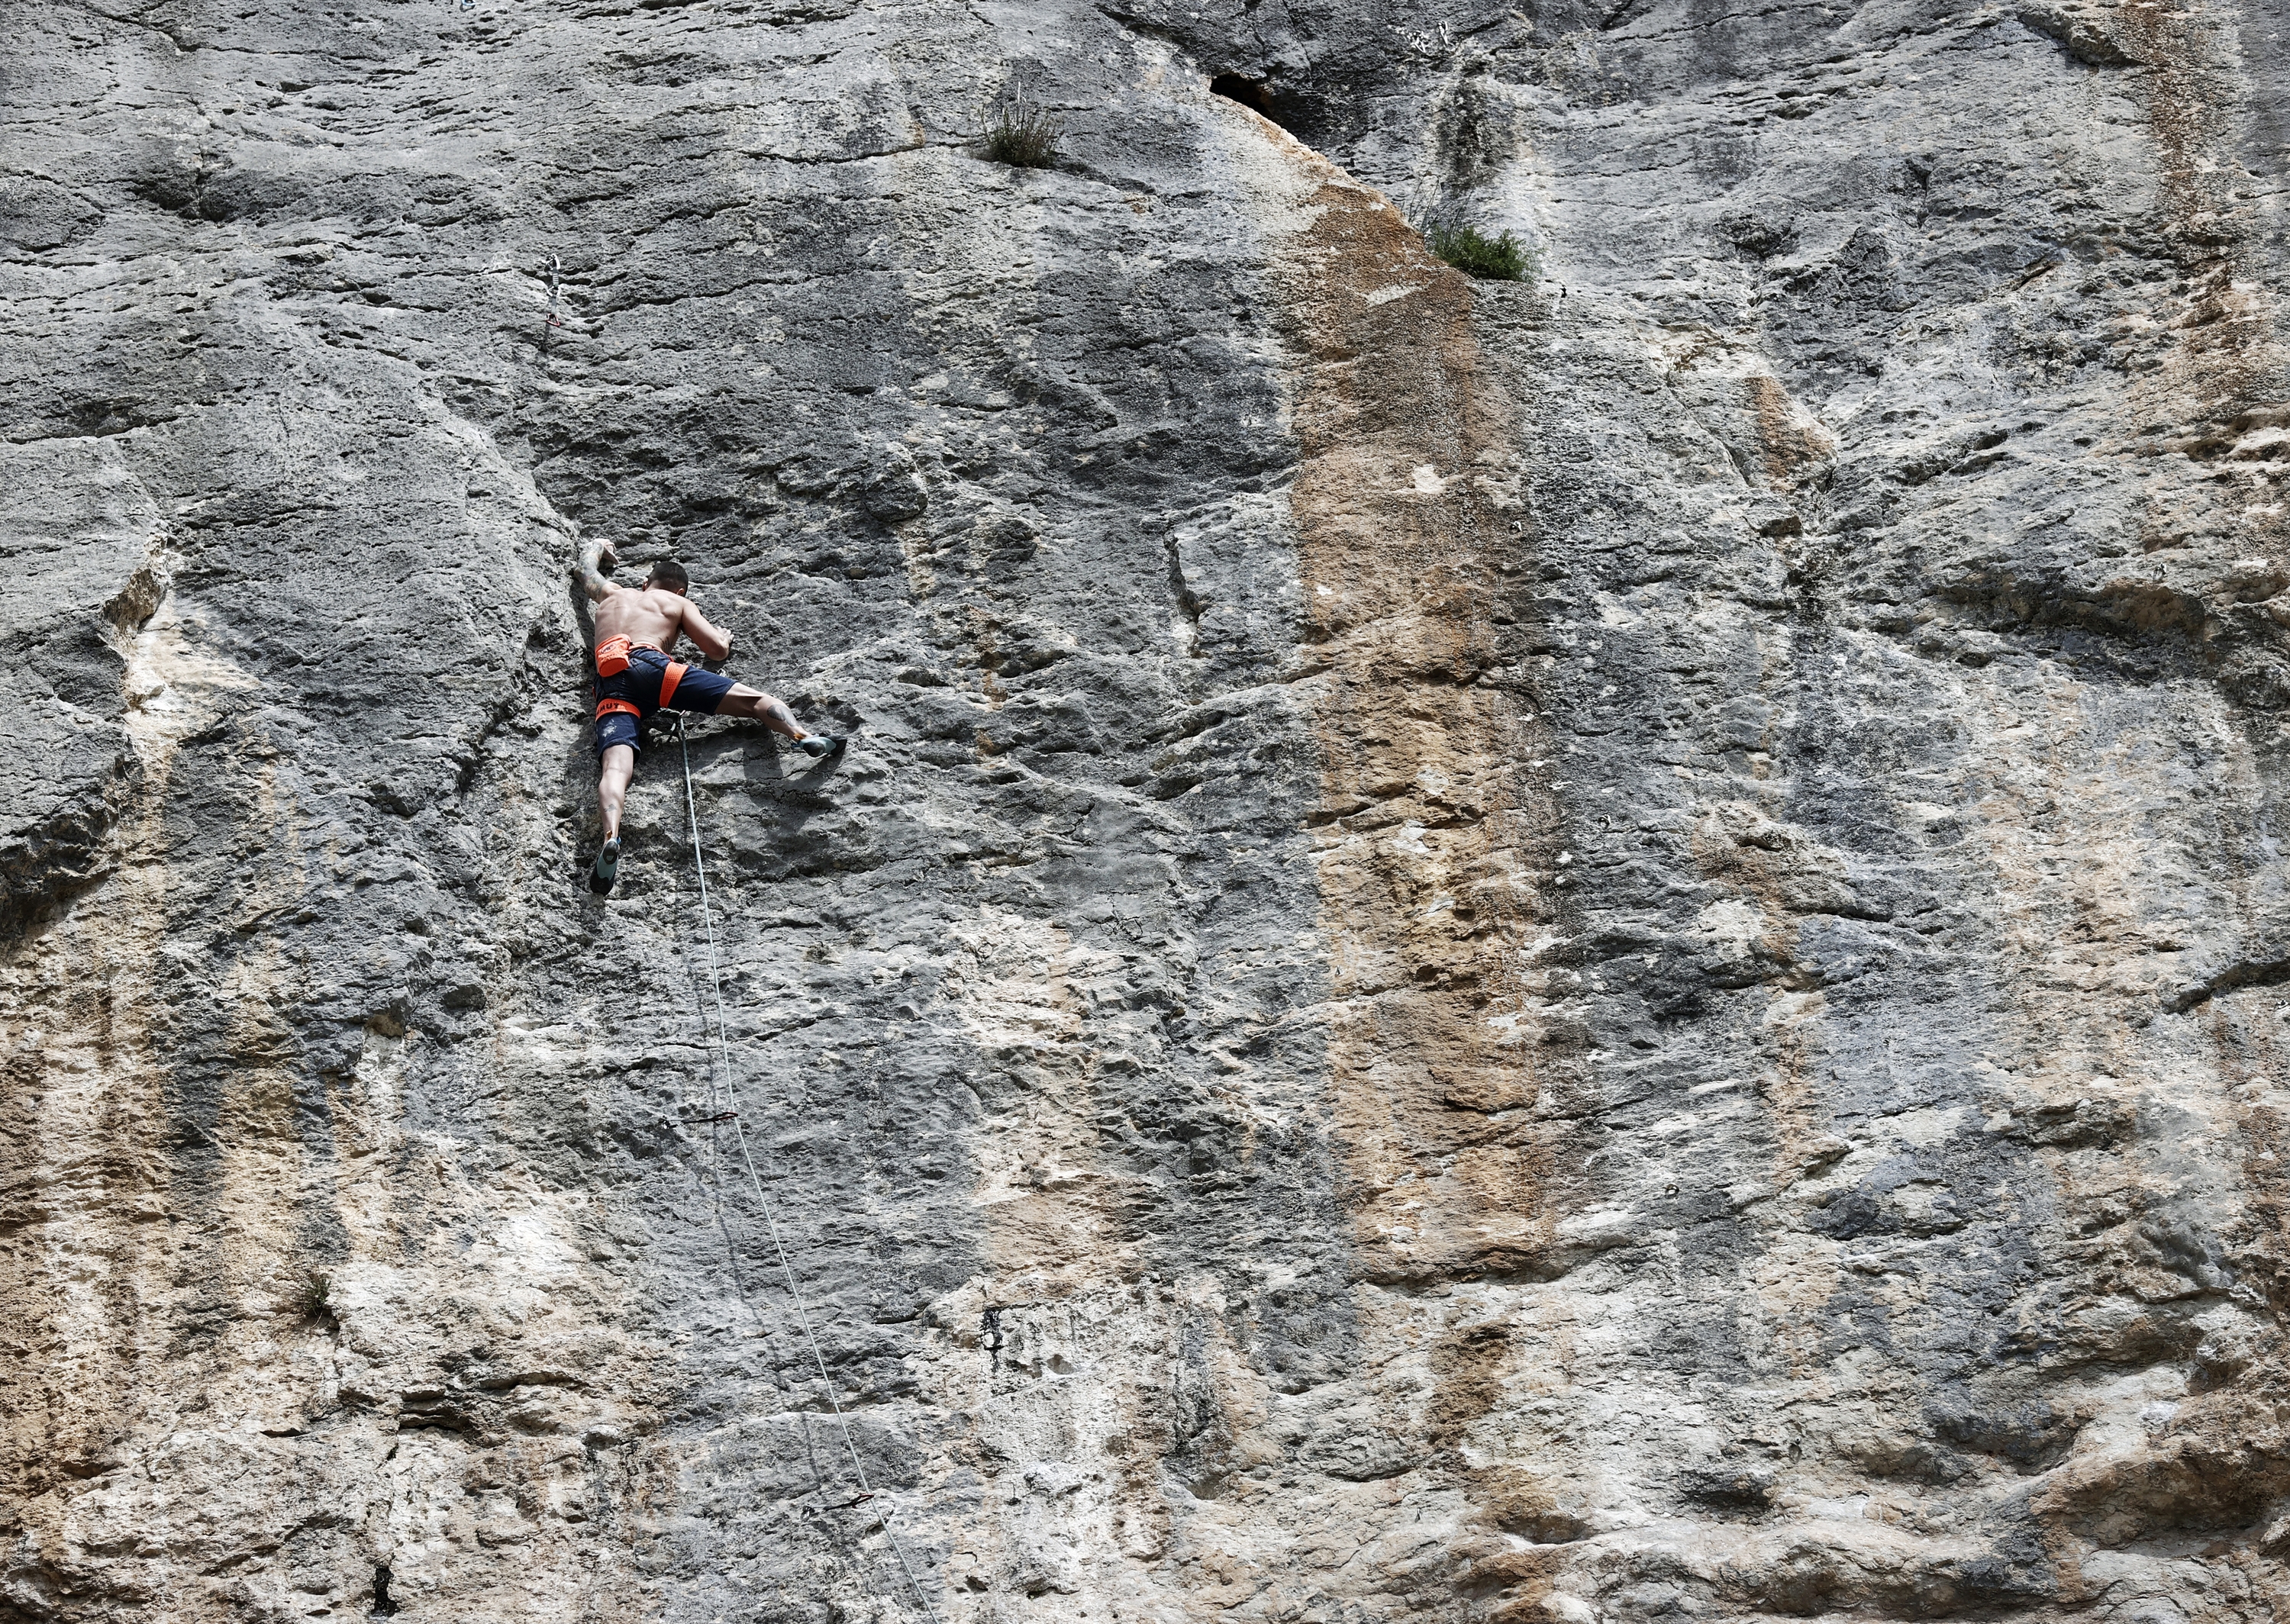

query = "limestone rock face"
[[5, 1, 2288, 1620]]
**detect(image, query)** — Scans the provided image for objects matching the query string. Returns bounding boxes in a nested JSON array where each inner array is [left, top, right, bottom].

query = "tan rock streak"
[[2115, 0, 2290, 571], [1274, 168, 1555, 1285]]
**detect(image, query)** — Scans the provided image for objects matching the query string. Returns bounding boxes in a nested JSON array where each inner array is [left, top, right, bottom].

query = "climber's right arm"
[[675, 598, 734, 663]]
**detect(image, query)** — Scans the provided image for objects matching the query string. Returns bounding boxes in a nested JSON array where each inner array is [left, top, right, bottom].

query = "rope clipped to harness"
[[673, 717, 942, 1624]]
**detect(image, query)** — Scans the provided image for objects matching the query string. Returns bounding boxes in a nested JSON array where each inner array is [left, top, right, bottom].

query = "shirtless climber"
[[576, 539, 841, 895]]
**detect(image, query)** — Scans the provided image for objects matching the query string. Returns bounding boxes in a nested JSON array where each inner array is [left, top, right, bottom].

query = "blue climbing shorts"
[[594, 646, 737, 756]]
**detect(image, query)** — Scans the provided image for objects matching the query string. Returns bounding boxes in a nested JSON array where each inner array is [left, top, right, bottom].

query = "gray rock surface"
[[4, 0, 2288, 1619]]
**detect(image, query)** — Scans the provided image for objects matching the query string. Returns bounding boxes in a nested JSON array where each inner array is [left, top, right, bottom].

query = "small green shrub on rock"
[[284, 1268, 334, 1323], [981, 95, 1060, 169], [1424, 217, 1536, 282]]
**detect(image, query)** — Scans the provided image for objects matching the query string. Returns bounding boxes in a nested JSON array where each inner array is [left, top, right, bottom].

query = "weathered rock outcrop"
[[5, 1, 2288, 1619]]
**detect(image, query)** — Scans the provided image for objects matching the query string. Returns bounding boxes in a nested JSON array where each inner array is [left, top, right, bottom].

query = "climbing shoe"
[[793, 735, 845, 759], [589, 836, 622, 896]]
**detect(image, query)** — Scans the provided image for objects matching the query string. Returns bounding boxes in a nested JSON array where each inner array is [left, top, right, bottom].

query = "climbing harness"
[[592, 640, 686, 723], [672, 717, 941, 1624], [593, 637, 640, 728]]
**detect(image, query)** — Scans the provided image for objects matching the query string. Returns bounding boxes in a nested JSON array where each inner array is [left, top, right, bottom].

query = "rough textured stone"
[[4, 0, 2288, 1620]]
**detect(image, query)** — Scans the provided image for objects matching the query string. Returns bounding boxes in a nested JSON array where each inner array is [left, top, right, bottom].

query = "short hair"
[[647, 559, 690, 591]]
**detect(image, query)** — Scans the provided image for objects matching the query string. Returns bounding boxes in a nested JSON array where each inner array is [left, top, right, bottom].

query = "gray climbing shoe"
[[794, 735, 844, 759], [589, 836, 622, 895]]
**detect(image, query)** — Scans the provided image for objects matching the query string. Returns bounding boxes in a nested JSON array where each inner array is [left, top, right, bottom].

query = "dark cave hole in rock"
[[1211, 75, 1289, 130], [370, 1566, 398, 1617]]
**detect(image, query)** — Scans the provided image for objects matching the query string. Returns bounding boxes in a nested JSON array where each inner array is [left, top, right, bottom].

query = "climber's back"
[[585, 549, 726, 659]]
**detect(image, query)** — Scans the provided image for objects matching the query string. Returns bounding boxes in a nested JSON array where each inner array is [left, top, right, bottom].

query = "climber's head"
[[646, 559, 690, 596]]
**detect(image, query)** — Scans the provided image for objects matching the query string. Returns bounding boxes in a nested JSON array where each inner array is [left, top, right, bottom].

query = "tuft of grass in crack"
[[980, 94, 1060, 169], [1423, 215, 1537, 282], [283, 1268, 336, 1325]]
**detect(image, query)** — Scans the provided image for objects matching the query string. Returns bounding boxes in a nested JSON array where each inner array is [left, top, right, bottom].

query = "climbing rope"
[[673, 718, 942, 1624]]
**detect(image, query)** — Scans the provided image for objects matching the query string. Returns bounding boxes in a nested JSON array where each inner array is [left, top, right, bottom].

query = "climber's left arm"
[[575, 538, 618, 603]]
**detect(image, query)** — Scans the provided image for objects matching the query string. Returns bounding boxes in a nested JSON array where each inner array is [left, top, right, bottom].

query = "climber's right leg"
[[711, 682, 805, 740], [712, 684, 843, 756]]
